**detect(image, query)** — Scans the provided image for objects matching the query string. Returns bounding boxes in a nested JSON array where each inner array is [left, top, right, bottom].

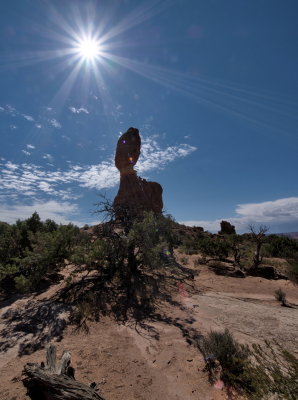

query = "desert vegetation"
[[199, 329, 298, 399], [58, 199, 194, 325], [178, 226, 298, 283], [1, 211, 298, 399], [0, 212, 88, 295]]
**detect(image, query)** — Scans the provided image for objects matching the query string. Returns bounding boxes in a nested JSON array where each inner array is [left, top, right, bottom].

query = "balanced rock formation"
[[113, 127, 163, 216], [218, 220, 236, 235]]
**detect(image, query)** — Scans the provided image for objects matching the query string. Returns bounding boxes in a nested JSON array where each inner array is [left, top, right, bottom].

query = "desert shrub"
[[0, 263, 19, 291], [13, 225, 86, 291], [198, 330, 298, 399], [71, 239, 111, 272], [263, 236, 298, 285], [68, 199, 192, 322], [0, 214, 87, 295], [14, 274, 31, 293], [0, 224, 19, 263], [43, 218, 59, 233], [25, 211, 43, 233], [274, 288, 287, 305], [287, 258, 298, 285], [225, 234, 243, 265], [198, 329, 257, 395], [251, 340, 298, 399], [194, 256, 207, 266], [180, 237, 200, 254], [199, 236, 229, 261], [264, 235, 298, 258], [180, 256, 189, 265]]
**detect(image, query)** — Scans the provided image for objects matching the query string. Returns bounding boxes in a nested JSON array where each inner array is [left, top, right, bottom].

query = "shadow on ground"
[[0, 262, 203, 358], [0, 299, 71, 356]]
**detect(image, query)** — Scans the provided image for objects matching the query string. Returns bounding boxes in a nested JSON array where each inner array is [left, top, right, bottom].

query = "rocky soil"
[[0, 256, 297, 400]]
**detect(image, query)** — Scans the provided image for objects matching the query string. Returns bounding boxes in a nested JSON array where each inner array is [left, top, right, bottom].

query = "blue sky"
[[0, 0, 297, 233]]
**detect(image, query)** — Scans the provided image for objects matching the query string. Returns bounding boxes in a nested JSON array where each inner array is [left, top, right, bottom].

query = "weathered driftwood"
[[22, 344, 105, 400]]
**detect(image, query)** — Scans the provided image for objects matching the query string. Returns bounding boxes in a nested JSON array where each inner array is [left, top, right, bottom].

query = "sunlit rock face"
[[113, 127, 163, 215]]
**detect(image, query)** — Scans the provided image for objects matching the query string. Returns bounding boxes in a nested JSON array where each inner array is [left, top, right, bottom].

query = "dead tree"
[[249, 225, 269, 268], [22, 344, 105, 400]]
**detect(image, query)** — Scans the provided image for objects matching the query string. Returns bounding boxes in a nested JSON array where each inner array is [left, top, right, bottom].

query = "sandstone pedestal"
[[113, 127, 163, 216]]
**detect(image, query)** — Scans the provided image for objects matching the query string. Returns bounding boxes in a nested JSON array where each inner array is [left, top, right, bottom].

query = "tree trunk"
[[22, 345, 105, 400]]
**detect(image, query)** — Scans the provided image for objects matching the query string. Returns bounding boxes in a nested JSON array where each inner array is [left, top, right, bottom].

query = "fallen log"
[[22, 344, 105, 400]]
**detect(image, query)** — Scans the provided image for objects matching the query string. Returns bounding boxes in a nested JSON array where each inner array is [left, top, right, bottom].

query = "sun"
[[76, 38, 101, 60]]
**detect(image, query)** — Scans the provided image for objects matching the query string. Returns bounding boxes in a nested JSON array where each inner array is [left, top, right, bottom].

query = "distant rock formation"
[[113, 127, 163, 216], [218, 220, 236, 235]]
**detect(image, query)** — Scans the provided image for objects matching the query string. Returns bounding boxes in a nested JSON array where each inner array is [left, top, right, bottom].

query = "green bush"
[[71, 239, 110, 271], [264, 235, 298, 258], [263, 236, 298, 285], [69, 202, 191, 322], [0, 213, 86, 295], [198, 330, 298, 399], [198, 328, 256, 394], [199, 236, 229, 261], [14, 274, 31, 293]]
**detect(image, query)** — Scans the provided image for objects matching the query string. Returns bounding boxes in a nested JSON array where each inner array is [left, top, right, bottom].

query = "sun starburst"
[[76, 37, 101, 61]]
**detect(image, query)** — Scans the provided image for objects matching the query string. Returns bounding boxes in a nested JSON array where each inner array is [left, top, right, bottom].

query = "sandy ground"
[[0, 258, 297, 400]]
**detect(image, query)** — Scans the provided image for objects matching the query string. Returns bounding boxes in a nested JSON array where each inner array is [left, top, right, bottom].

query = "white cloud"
[[0, 200, 80, 225], [137, 138, 197, 174], [43, 153, 54, 162], [235, 198, 298, 221], [0, 137, 197, 198], [10, 125, 17, 130], [35, 124, 42, 129], [0, 106, 4, 112], [22, 150, 31, 156], [6, 162, 18, 170], [69, 106, 89, 114], [181, 197, 298, 233], [6, 104, 16, 115], [27, 144, 35, 149], [23, 114, 34, 121], [49, 118, 61, 128]]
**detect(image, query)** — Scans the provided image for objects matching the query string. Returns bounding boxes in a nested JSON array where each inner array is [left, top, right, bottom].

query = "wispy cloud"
[[23, 114, 34, 121], [6, 104, 16, 115], [27, 144, 35, 149], [22, 150, 31, 156], [0, 200, 80, 225], [137, 137, 197, 173], [69, 106, 89, 114], [0, 137, 197, 198], [43, 153, 54, 162], [49, 118, 61, 128], [181, 197, 298, 233]]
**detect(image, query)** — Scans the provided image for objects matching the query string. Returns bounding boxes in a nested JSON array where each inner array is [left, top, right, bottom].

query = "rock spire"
[[113, 127, 163, 215]]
